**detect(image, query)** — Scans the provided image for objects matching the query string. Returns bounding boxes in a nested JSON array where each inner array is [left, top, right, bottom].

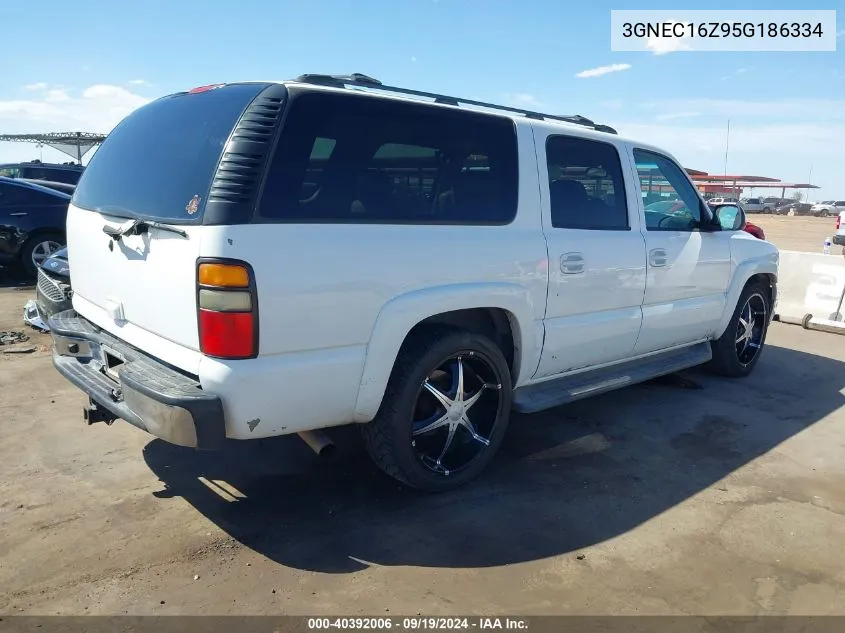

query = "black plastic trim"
[[202, 83, 289, 226], [195, 257, 260, 360]]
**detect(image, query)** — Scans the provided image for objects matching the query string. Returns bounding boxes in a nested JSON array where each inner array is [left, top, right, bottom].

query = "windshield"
[[71, 83, 266, 223]]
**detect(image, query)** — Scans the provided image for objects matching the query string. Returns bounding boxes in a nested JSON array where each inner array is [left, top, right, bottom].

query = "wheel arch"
[[352, 283, 540, 423], [716, 256, 778, 339]]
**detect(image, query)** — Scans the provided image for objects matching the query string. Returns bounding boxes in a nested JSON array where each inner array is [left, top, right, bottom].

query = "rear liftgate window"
[[257, 92, 519, 224], [72, 83, 267, 223]]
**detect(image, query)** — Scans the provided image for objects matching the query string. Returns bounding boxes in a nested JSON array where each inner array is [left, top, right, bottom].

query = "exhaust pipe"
[[298, 430, 336, 457]]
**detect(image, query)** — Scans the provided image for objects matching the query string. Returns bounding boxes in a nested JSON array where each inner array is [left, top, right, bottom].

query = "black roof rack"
[[293, 74, 617, 135]]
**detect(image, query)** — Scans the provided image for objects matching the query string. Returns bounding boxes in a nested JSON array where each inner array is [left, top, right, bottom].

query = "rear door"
[[66, 82, 273, 374], [533, 129, 646, 378]]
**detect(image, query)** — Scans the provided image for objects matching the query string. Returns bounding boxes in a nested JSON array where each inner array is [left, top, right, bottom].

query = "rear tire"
[[20, 232, 64, 277], [708, 281, 771, 377], [362, 327, 512, 492]]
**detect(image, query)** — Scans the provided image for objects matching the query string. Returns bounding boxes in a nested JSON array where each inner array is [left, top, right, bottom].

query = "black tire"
[[362, 326, 513, 492], [20, 232, 64, 277], [708, 281, 771, 377]]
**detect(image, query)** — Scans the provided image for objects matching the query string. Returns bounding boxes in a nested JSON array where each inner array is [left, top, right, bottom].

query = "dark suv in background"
[[0, 160, 84, 185]]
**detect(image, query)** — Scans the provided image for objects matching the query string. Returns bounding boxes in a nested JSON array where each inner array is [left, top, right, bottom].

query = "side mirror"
[[713, 204, 745, 231]]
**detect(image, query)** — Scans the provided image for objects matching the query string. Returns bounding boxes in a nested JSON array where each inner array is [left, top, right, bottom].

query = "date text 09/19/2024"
[[306, 617, 530, 630]]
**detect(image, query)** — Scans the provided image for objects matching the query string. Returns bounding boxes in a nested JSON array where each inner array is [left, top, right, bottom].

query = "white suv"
[[812, 201, 845, 217], [49, 74, 779, 491]]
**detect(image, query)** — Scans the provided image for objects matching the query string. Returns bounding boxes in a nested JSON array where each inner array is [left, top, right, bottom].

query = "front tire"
[[362, 327, 513, 492], [708, 281, 771, 377]]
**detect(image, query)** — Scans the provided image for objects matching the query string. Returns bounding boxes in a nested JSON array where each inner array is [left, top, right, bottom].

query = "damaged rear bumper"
[[48, 310, 225, 450]]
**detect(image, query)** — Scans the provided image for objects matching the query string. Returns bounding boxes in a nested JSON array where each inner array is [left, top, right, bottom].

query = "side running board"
[[512, 342, 712, 414]]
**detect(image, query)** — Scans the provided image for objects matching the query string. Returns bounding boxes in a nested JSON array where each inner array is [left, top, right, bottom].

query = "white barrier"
[[774, 250, 845, 328]]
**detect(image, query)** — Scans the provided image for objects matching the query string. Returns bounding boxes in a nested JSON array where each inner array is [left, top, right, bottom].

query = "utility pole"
[[723, 119, 731, 177], [808, 163, 813, 203]]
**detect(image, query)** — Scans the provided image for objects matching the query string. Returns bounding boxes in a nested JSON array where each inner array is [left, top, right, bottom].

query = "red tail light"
[[837, 215, 841, 230], [197, 260, 258, 359]]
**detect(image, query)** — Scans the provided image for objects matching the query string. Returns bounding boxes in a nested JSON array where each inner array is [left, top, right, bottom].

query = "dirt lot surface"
[[1, 215, 844, 616], [751, 215, 838, 254]]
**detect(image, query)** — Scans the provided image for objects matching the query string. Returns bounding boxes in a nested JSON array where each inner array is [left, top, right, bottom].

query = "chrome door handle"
[[649, 248, 668, 267], [9, 212, 27, 217], [560, 252, 585, 274]]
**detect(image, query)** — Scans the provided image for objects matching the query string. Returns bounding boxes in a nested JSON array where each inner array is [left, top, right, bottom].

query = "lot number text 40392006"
[[306, 617, 530, 630]]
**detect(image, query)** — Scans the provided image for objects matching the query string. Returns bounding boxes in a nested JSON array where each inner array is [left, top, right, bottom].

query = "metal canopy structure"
[[684, 169, 821, 199], [0, 132, 107, 163]]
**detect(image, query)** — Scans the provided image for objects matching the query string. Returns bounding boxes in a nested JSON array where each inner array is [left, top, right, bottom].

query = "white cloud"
[[646, 23, 693, 55], [45, 89, 70, 103], [0, 84, 150, 133], [503, 93, 545, 108], [575, 63, 632, 79], [128, 79, 151, 86], [23, 82, 49, 91]]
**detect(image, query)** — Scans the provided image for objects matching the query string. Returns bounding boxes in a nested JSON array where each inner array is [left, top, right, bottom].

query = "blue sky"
[[2, 0, 843, 199]]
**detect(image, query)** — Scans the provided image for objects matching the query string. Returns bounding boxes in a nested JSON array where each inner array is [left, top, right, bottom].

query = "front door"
[[630, 148, 732, 354], [533, 131, 647, 379]]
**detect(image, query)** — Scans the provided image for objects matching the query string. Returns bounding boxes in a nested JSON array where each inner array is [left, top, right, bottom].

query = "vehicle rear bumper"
[[48, 310, 225, 450], [833, 234, 845, 246]]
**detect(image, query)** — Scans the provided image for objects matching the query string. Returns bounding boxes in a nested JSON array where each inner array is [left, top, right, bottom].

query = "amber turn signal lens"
[[198, 263, 249, 288]]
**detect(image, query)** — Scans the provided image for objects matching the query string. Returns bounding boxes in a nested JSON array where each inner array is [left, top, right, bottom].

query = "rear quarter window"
[[71, 83, 266, 223]]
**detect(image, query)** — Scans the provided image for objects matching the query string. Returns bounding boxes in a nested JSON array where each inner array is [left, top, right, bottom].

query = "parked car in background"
[[707, 197, 739, 206], [24, 246, 72, 332], [763, 197, 790, 209], [811, 200, 845, 217], [18, 178, 76, 196], [0, 176, 70, 276], [775, 202, 814, 216], [743, 220, 766, 240], [740, 198, 774, 214], [0, 160, 84, 185], [48, 74, 779, 491], [833, 209, 845, 248]]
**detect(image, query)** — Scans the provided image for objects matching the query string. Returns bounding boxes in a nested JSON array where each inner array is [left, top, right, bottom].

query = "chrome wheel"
[[411, 353, 504, 477], [30, 240, 62, 268], [735, 293, 767, 366]]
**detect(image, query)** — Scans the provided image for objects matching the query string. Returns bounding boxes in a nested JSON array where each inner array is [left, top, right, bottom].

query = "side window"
[[545, 135, 629, 230], [0, 166, 20, 178], [634, 149, 707, 231], [258, 92, 519, 224], [46, 169, 80, 184]]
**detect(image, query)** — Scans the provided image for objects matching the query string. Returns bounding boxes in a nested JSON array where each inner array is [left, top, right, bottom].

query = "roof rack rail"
[[293, 73, 617, 135]]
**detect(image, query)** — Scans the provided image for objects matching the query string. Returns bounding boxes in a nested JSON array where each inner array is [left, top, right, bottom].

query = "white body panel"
[[62, 80, 780, 443], [634, 230, 731, 353], [68, 206, 205, 375]]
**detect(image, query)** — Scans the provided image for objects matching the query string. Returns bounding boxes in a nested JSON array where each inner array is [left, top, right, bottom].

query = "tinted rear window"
[[72, 83, 265, 223]]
